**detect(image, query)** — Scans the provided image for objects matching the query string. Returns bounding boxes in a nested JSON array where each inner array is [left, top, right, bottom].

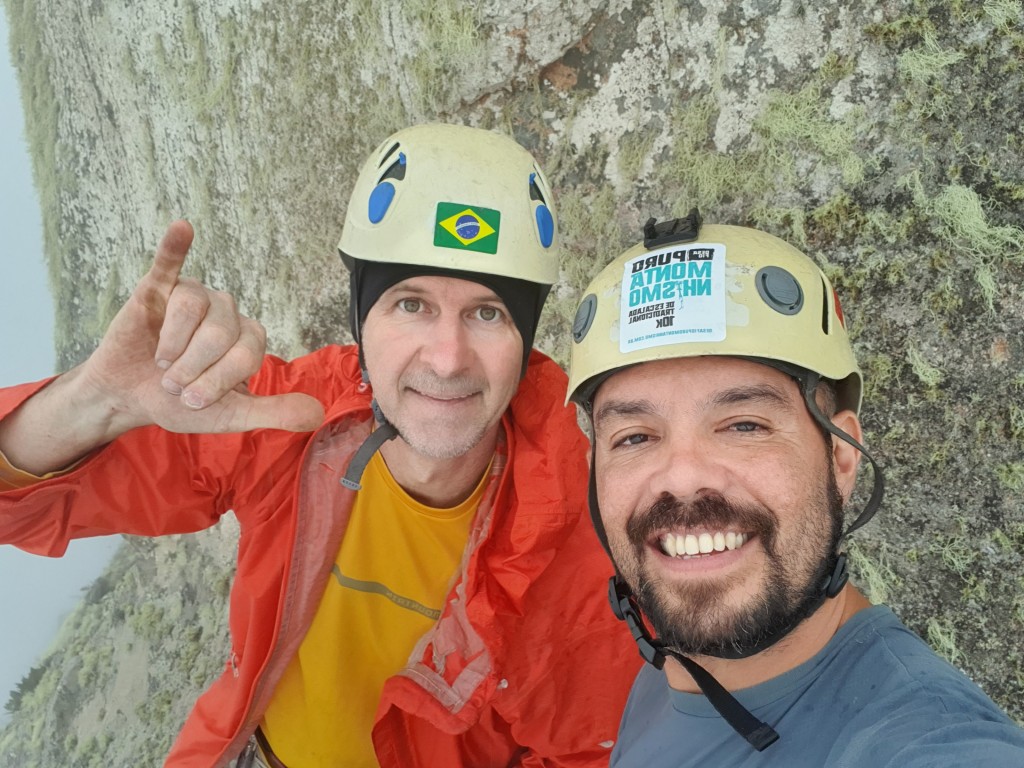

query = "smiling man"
[[0, 124, 638, 767], [565, 211, 1024, 766]]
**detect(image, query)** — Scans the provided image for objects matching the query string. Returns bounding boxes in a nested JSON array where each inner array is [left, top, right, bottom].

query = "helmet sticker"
[[619, 243, 727, 353], [367, 152, 406, 224], [434, 202, 501, 254], [535, 204, 554, 248], [367, 182, 396, 224]]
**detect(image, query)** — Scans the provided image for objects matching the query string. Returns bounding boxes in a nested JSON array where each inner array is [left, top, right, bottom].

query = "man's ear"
[[831, 410, 863, 501]]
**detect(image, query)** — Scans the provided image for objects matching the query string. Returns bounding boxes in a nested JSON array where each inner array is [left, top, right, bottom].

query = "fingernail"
[[156, 359, 171, 370], [183, 391, 204, 409], [162, 378, 182, 396]]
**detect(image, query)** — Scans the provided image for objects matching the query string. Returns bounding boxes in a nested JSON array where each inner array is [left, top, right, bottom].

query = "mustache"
[[400, 370, 485, 398], [626, 494, 780, 556]]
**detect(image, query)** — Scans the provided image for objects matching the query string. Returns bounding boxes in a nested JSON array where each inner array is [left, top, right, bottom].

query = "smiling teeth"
[[658, 531, 748, 558]]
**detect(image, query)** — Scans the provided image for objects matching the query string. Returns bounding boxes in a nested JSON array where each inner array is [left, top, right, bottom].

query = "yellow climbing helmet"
[[567, 211, 862, 413], [571, 213, 885, 688], [338, 123, 559, 371], [338, 122, 558, 284]]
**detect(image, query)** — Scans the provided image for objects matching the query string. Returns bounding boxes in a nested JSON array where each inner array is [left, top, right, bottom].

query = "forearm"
[[0, 365, 139, 476]]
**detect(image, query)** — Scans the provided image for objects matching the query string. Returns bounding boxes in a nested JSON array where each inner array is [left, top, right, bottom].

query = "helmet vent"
[[755, 266, 803, 315], [378, 152, 406, 183], [378, 141, 401, 167], [529, 172, 547, 203], [821, 276, 831, 334]]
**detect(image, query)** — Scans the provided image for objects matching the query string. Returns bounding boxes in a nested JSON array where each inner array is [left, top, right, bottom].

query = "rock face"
[[1, 521, 239, 766], [2, 0, 1023, 762]]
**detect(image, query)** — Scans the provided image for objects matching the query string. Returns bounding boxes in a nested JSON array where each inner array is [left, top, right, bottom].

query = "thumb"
[[223, 391, 326, 433]]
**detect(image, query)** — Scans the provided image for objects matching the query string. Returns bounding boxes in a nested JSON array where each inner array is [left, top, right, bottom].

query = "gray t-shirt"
[[612, 605, 1024, 767]]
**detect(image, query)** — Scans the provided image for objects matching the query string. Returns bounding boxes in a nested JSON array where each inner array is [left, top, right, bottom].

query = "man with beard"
[[564, 211, 1024, 765], [0, 124, 639, 766]]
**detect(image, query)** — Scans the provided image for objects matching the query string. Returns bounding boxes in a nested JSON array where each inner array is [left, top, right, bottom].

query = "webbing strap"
[[339, 417, 399, 490], [670, 652, 779, 751], [608, 576, 779, 751]]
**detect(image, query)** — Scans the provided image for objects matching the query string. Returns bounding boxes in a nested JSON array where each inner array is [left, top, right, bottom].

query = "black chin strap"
[[703, 367, 886, 658], [799, 372, 886, 546], [608, 576, 780, 751], [590, 462, 779, 750]]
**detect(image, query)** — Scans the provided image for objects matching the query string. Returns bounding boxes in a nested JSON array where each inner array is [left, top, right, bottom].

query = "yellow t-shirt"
[[260, 450, 484, 767], [0, 447, 72, 490]]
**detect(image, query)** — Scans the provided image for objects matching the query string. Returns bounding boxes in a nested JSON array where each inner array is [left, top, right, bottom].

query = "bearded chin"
[[634, 547, 840, 658], [625, 469, 846, 659]]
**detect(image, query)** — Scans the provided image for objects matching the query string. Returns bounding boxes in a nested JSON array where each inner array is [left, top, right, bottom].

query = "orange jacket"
[[0, 346, 640, 767]]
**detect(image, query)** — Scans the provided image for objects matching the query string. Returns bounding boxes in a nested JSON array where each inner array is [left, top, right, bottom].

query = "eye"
[[398, 298, 423, 313], [729, 421, 764, 433], [475, 305, 504, 322], [612, 433, 650, 449]]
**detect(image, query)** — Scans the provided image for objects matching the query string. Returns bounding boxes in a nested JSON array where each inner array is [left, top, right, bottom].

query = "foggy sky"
[[0, 11, 120, 724]]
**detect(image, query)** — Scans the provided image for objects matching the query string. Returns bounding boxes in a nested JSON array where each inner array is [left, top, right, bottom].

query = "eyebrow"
[[594, 399, 658, 429], [594, 384, 796, 429], [382, 280, 503, 304], [708, 384, 796, 411]]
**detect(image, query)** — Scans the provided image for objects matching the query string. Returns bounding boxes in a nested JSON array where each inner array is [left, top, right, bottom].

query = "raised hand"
[[0, 221, 325, 475]]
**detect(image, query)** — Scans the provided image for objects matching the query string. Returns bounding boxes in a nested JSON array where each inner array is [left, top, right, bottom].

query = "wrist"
[[0, 365, 139, 475]]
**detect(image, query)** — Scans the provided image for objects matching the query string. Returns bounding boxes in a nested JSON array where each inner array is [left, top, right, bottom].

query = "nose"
[[419, 312, 473, 377], [645, 431, 729, 504]]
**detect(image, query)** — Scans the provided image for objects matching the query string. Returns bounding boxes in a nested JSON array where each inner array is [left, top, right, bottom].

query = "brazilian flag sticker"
[[434, 203, 501, 255]]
